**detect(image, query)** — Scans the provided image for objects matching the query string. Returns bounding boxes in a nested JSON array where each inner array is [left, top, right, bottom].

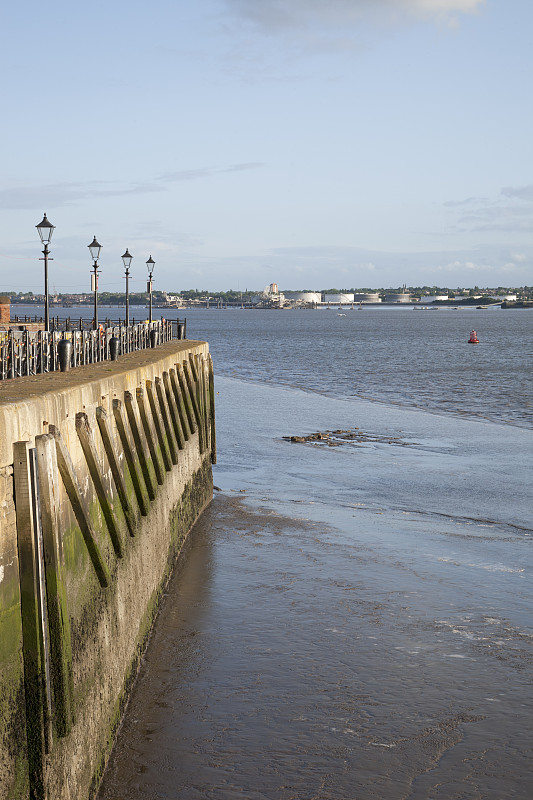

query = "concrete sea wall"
[[0, 341, 215, 800]]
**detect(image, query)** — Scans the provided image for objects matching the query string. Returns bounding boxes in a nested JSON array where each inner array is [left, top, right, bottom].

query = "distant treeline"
[[3, 284, 532, 303]]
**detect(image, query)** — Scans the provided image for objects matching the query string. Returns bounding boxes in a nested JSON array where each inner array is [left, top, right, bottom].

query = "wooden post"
[[48, 427, 110, 589], [183, 360, 204, 452], [193, 355, 207, 454], [124, 391, 157, 500], [196, 354, 209, 453], [175, 363, 197, 434], [188, 353, 199, 383], [208, 354, 217, 464], [76, 412, 124, 557], [96, 407, 138, 535], [155, 376, 179, 465], [163, 371, 186, 449], [170, 367, 192, 439], [112, 400, 149, 515], [145, 380, 172, 472], [13, 441, 47, 799], [34, 434, 76, 739], [29, 446, 53, 744], [136, 387, 165, 484], [185, 357, 202, 429]]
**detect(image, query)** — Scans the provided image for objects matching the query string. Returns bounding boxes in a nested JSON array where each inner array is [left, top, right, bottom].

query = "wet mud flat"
[[97, 493, 533, 800]]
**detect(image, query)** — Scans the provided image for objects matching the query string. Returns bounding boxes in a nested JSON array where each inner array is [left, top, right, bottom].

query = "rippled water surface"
[[21, 304, 531, 426], [180, 307, 533, 429]]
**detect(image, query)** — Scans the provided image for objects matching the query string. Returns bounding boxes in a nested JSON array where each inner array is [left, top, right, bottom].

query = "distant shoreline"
[[6, 300, 532, 312]]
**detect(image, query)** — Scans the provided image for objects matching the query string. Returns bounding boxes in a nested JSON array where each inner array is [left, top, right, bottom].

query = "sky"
[[1, 0, 532, 293]]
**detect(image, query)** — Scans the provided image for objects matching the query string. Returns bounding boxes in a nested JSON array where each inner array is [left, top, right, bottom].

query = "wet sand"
[[98, 492, 532, 800]]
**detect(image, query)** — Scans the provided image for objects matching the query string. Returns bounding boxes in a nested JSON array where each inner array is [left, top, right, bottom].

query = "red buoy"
[[468, 330, 479, 344]]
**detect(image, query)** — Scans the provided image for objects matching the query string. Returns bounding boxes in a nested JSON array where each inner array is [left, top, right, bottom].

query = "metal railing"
[[8, 314, 184, 332], [0, 319, 187, 380]]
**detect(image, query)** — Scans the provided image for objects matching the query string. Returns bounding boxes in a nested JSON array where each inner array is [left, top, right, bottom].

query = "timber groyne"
[[0, 340, 215, 800]]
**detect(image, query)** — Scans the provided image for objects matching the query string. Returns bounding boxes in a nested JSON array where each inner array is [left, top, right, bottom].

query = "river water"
[[40, 305, 532, 799]]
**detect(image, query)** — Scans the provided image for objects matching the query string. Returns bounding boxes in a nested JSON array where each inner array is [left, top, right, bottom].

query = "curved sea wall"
[[0, 341, 215, 800]]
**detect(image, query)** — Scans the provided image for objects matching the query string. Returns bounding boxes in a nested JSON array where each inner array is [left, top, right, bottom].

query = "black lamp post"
[[88, 236, 102, 330], [36, 213, 55, 332], [146, 255, 155, 323], [122, 249, 133, 326]]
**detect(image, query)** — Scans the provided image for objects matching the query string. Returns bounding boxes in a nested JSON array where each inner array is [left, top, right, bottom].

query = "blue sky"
[[2, 0, 532, 293]]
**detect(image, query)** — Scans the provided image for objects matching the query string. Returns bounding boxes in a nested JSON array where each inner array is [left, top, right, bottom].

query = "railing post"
[[24, 329, 30, 376], [49, 332, 55, 373], [8, 332, 14, 379]]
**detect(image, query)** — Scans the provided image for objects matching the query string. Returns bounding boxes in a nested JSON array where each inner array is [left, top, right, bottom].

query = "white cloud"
[[501, 185, 533, 202], [446, 184, 533, 234], [442, 260, 488, 272], [224, 0, 486, 31], [462, 260, 486, 270], [0, 163, 264, 211], [443, 196, 489, 208], [408, 0, 483, 14]]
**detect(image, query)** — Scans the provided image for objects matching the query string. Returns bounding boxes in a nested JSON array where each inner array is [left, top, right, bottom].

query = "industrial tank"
[[384, 293, 412, 303], [419, 295, 449, 303], [283, 292, 322, 304], [353, 293, 381, 303], [323, 293, 355, 304]]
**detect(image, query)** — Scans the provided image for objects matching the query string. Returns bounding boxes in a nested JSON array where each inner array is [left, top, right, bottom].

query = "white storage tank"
[[283, 292, 322, 304], [384, 293, 412, 303], [323, 293, 355, 304], [353, 293, 381, 303], [420, 295, 449, 303]]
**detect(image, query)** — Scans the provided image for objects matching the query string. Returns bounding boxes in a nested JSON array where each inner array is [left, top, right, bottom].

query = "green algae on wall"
[[0, 467, 29, 800]]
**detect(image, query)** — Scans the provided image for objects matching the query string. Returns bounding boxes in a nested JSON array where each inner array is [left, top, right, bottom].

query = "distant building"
[[164, 294, 184, 307], [253, 284, 285, 307]]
